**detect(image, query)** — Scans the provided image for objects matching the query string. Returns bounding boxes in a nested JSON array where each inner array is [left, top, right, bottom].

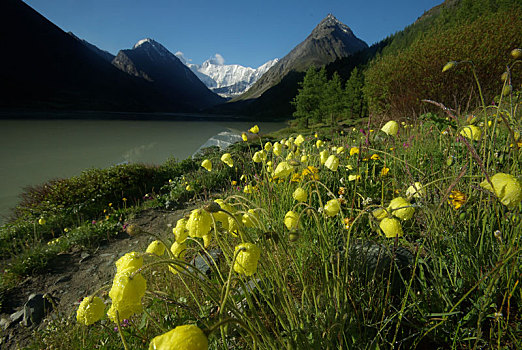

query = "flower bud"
[[442, 61, 457, 72], [511, 48, 522, 60]]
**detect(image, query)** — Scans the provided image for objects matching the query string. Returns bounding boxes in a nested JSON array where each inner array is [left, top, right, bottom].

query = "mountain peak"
[[234, 14, 367, 100], [313, 13, 355, 38], [133, 38, 156, 49], [131, 38, 174, 58]]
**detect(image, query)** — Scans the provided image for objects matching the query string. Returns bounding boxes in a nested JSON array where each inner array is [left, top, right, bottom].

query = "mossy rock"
[[347, 240, 416, 296]]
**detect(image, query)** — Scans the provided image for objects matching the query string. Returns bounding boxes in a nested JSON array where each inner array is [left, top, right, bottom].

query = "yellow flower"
[[381, 121, 399, 136], [227, 213, 241, 236], [300, 155, 308, 163], [211, 199, 232, 229], [302, 166, 319, 181], [170, 241, 187, 260], [273, 161, 294, 179], [243, 184, 255, 193], [324, 199, 341, 217], [186, 185, 192, 191], [38, 218, 46, 225], [220, 153, 234, 167], [115, 252, 143, 273], [242, 209, 259, 228], [324, 155, 339, 171], [314, 132, 318, 138], [187, 208, 212, 238], [293, 187, 308, 202], [108, 268, 146, 322], [294, 134, 305, 146], [290, 172, 302, 183], [480, 173, 522, 209], [460, 125, 481, 141], [252, 150, 267, 163], [370, 154, 380, 160], [511, 48, 522, 60], [264, 142, 273, 151], [234, 243, 261, 276], [406, 182, 425, 199], [173, 218, 189, 243], [343, 217, 354, 230], [241, 132, 248, 141], [372, 208, 388, 220], [149, 325, 208, 350], [202, 234, 211, 248], [126, 224, 141, 236], [442, 61, 458, 72], [320, 150, 329, 165], [249, 125, 260, 134], [76, 296, 105, 326], [273, 142, 283, 156], [146, 240, 166, 256], [379, 217, 403, 238], [380, 167, 390, 176], [448, 190, 466, 210], [388, 197, 414, 220], [316, 139, 324, 148], [284, 211, 299, 231], [348, 174, 361, 181], [169, 242, 186, 274], [201, 159, 212, 172]]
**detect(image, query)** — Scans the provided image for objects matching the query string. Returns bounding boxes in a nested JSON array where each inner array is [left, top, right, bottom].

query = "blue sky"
[[24, 0, 443, 68]]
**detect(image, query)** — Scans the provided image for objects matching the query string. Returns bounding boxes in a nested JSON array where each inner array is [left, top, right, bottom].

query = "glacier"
[[176, 52, 278, 98]]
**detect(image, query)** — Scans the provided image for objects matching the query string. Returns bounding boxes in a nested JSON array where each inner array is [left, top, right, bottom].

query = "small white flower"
[[362, 197, 373, 206]]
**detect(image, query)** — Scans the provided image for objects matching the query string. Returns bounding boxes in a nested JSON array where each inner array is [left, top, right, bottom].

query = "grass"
[[3, 59, 522, 349]]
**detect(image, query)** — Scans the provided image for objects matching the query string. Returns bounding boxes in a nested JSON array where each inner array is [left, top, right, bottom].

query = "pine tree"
[[321, 72, 345, 126], [344, 67, 366, 118], [292, 66, 327, 126]]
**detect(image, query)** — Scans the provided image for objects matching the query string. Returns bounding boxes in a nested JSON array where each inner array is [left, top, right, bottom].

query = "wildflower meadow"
[[5, 50, 522, 349]]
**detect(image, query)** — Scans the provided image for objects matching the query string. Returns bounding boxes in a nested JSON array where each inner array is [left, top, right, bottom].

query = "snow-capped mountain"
[[175, 52, 278, 98]]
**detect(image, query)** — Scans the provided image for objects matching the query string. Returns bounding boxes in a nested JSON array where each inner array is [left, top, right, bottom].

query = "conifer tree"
[[292, 66, 327, 126]]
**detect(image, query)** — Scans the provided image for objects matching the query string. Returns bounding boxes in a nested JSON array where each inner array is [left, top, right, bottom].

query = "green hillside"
[[363, 0, 522, 118]]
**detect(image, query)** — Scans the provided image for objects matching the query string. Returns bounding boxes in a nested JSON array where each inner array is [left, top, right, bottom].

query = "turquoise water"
[[0, 118, 284, 222]]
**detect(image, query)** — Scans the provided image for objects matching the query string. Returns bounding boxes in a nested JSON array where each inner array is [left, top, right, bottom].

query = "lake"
[[0, 118, 285, 223]]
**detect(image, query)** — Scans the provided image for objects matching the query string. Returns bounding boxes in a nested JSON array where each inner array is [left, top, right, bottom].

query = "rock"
[[54, 275, 71, 284], [9, 309, 24, 324], [189, 248, 223, 278], [79, 252, 91, 263], [346, 240, 415, 295], [1, 316, 13, 330], [22, 293, 54, 327]]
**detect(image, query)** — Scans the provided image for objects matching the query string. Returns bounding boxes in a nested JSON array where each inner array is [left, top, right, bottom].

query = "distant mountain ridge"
[[236, 14, 368, 101], [68, 32, 116, 63], [112, 38, 225, 110], [176, 53, 279, 98]]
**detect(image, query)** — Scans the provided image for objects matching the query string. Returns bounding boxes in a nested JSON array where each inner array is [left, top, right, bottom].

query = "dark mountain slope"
[[112, 39, 225, 110], [0, 0, 184, 112]]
